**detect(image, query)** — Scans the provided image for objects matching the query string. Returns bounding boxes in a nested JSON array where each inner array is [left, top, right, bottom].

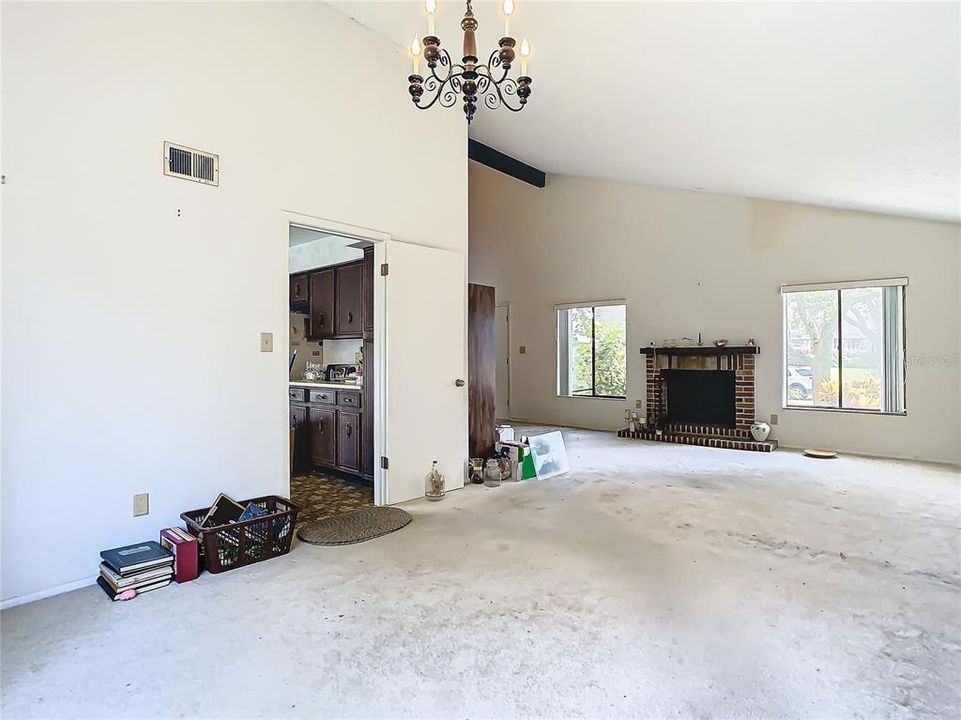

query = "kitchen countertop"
[[289, 380, 362, 390]]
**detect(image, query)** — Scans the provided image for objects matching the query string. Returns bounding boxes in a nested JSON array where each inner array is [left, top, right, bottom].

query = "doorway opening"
[[286, 221, 382, 529], [495, 302, 511, 420]]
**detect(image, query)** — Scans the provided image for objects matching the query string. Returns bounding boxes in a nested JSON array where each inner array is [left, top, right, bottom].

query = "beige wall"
[[469, 162, 961, 464], [1, 2, 467, 604]]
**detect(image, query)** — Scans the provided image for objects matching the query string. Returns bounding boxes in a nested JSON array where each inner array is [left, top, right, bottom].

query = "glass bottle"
[[484, 458, 502, 488], [425, 460, 445, 501]]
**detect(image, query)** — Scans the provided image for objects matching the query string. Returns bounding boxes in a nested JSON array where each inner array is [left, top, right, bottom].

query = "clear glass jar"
[[425, 460, 445, 501], [484, 459, 502, 488], [469, 458, 485, 484], [497, 456, 513, 482]]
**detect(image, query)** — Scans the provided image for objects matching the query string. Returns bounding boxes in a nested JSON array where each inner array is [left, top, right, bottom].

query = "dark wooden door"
[[335, 262, 363, 337], [468, 283, 496, 458], [289, 403, 309, 471], [309, 407, 336, 467], [337, 410, 361, 472], [363, 247, 374, 334], [289, 273, 309, 306], [309, 269, 335, 339], [361, 338, 374, 478]]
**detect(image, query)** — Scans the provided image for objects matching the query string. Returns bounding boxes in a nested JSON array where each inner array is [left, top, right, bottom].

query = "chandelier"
[[407, 0, 533, 123]]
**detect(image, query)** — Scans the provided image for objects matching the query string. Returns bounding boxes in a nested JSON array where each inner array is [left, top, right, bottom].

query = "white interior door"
[[383, 241, 467, 504], [495, 304, 510, 418]]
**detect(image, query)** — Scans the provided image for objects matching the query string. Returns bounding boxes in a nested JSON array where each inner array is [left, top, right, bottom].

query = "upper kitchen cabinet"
[[335, 262, 363, 337], [363, 247, 374, 335], [290, 273, 309, 307], [308, 269, 335, 339], [296, 257, 370, 341]]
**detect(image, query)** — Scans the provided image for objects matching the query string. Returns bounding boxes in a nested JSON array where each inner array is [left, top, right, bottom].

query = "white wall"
[[1, 2, 467, 605], [469, 163, 961, 464]]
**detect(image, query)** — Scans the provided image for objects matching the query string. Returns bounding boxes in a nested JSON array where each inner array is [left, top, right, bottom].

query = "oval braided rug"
[[297, 507, 412, 546]]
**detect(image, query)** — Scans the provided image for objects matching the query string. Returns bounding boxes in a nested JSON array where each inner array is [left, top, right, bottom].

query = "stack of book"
[[97, 540, 173, 601]]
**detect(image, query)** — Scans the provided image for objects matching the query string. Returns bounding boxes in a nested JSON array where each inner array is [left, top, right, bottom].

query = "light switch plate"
[[770, 413, 779, 426], [133, 493, 149, 517], [260, 332, 273, 352]]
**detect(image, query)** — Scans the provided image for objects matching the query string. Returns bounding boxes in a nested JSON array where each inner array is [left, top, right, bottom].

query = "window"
[[781, 278, 906, 413], [557, 301, 627, 399]]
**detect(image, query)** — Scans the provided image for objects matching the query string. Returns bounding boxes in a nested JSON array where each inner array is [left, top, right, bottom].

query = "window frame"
[[555, 300, 627, 401], [780, 278, 907, 416]]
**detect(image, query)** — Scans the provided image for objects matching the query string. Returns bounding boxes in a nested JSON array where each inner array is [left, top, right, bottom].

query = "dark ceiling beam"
[[468, 139, 546, 188]]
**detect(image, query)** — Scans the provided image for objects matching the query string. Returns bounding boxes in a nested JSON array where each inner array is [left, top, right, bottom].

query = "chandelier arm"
[[480, 71, 524, 112], [486, 51, 510, 85], [428, 47, 457, 86], [417, 73, 463, 111], [475, 64, 523, 111]]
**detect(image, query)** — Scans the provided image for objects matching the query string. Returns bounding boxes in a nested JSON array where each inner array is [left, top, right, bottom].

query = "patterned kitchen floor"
[[290, 471, 374, 530]]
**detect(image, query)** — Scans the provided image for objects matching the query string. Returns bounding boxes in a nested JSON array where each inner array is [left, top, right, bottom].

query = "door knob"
[[455, 379, 465, 387]]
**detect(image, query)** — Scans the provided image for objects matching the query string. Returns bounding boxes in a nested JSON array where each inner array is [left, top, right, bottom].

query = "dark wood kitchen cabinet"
[[289, 402, 309, 471], [337, 410, 361, 472], [335, 262, 363, 337], [308, 269, 335, 339], [290, 273, 309, 306], [309, 407, 337, 467], [361, 339, 374, 478], [291, 386, 370, 481], [363, 247, 374, 335]]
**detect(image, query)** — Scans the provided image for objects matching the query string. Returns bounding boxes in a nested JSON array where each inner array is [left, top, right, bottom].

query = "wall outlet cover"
[[635, 399, 642, 409], [770, 413, 779, 426], [133, 493, 149, 517], [519, 345, 527, 354]]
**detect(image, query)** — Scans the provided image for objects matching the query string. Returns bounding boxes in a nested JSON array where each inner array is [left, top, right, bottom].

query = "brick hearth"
[[619, 344, 777, 453], [617, 425, 777, 452]]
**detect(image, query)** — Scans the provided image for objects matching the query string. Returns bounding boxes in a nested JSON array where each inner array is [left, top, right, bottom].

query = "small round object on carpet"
[[297, 507, 412, 546], [804, 449, 838, 459]]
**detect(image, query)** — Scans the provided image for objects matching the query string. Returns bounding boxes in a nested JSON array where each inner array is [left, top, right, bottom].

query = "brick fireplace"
[[618, 344, 777, 452]]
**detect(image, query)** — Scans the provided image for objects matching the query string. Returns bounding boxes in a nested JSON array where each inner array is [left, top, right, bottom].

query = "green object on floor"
[[521, 453, 537, 479]]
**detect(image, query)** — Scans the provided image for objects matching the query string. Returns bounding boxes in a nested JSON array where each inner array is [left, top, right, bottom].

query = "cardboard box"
[[496, 441, 537, 480]]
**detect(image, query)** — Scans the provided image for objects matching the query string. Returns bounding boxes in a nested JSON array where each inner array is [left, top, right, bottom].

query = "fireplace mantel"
[[640, 345, 760, 357]]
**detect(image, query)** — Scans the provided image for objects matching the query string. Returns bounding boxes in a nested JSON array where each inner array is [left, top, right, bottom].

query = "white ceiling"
[[333, 1, 960, 222]]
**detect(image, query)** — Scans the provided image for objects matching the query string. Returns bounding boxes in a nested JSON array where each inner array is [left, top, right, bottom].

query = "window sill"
[[558, 395, 627, 402], [782, 405, 907, 417]]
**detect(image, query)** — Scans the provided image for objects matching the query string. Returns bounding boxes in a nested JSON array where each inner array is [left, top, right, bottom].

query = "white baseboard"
[[1, 576, 96, 611]]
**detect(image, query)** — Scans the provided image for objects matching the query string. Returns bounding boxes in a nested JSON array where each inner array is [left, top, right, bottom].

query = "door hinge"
[[380, 456, 389, 470], [380, 263, 389, 276]]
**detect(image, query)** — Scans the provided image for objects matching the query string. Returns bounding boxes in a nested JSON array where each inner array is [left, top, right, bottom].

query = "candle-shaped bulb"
[[520, 36, 530, 75], [503, 0, 514, 38], [411, 36, 422, 75], [425, 0, 436, 36]]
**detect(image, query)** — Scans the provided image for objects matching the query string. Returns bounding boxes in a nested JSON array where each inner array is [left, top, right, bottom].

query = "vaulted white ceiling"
[[334, 1, 960, 222]]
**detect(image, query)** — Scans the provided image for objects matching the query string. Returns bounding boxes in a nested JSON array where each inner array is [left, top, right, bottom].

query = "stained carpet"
[[289, 471, 373, 530]]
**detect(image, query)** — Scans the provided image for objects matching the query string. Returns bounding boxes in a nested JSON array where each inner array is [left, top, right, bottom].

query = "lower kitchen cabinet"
[[291, 387, 369, 481], [309, 407, 337, 467], [361, 339, 374, 478], [337, 410, 361, 472], [289, 403, 309, 470]]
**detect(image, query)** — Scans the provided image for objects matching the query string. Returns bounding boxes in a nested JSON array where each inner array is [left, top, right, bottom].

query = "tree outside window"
[[557, 302, 626, 399], [783, 281, 905, 413]]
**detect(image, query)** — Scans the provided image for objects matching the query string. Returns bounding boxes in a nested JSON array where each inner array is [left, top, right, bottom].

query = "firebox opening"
[[662, 369, 736, 427]]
